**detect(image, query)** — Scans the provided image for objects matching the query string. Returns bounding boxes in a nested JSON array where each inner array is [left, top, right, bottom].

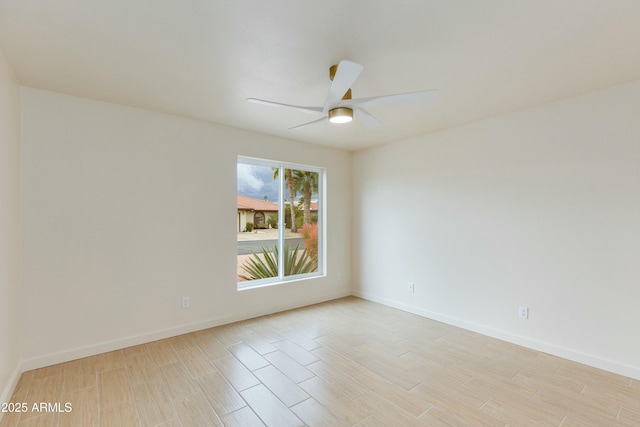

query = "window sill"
[[237, 272, 325, 291]]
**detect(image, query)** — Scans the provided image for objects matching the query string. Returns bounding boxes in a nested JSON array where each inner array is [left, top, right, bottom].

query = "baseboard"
[[22, 289, 350, 371], [0, 362, 23, 423], [353, 290, 640, 381]]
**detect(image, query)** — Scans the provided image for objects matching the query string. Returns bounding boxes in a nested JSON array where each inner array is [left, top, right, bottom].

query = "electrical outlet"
[[182, 296, 190, 309], [518, 306, 528, 319], [408, 282, 415, 293]]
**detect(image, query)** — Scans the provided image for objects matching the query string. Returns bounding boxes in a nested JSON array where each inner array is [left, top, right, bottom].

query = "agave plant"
[[240, 244, 317, 281]]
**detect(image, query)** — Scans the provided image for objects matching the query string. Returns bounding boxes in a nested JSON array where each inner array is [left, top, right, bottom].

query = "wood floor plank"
[[16, 413, 59, 427], [98, 367, 133, 410], [306, 360, 368, 399], [0, 410, 21, 427], [99, 402, 139, 427], [94, 350, 126, 373], [193, 330, 230, 360], [159, 363, 199, 401], [280, 331, 323, 351], [581, 380, 640, 408], [5, 297, 639, 427], [355, 356, 420, 390], [290, 397, 344, 427], [351, 414, 389, 427], [214, 355, 260, 392], [167, 333, 197, 352], [354, 390, 428, 427], [123, 344, 147, 360], [617, 406, 640, 425], [31, 364, 65, 381], [397, 347, 456, 371], [240, 384, 304, 427], [403, 356, 473, 387], [532, 386, 620, 420], [145, 340, 181, 367], [171, 392, 222, 427], [556, 363, 632, 388], [354, 370, 431, 417], [62, 357, 97, 394], [10, 370, 34, 402], [263, 351, 315, 384], [299, 376, 369, 425], [22, 374, 64, 421], [196, 371, 247, 416], [480, 397, 560, 426], [125, 352, 163, 386], [59, 386, 98, 427], [154, 420, 182, 427], [253, 365, 309, 407], [229, 343, 270, 371], [462, 374, 537, 401], [239, 331, 279, 355], [177, 346, 217, 378], [220, 406, 266, 427], [209, 324, 245, 347], [420, 404, 499, 427], [310, 346, 369, 378], [245, 322, 286, 344], [512, 367, 585, 395], [131, 380, 176, 426], [273, 340, 319, 366]]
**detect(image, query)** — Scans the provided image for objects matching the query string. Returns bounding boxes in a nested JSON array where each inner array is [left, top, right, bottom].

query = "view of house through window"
[[237, 157, 323, 288]]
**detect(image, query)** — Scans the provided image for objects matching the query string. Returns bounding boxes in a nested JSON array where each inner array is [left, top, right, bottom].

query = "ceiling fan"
[[247, 60, 438, 129]]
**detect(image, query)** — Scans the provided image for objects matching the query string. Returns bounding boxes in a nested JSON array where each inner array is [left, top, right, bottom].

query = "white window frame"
[[237, 156, 325, 290]]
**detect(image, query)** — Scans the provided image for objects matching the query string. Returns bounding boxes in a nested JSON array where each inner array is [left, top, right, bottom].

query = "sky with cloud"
[[237, 163, 319, 203], [237, 163, 280, 202]]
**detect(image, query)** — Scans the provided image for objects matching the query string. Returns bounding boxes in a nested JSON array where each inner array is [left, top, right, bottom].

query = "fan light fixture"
[[247, 59, 438, 130], [328, 107, 353, 124]]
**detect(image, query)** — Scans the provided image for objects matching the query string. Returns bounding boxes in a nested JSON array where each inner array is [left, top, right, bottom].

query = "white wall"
[[352, 80, 640, 379], [20, 88, 352, 368], [0, 48, 21, 406]]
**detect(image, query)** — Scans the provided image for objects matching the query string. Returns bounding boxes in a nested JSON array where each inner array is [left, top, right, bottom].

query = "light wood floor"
[[2, 297, 639, 426]]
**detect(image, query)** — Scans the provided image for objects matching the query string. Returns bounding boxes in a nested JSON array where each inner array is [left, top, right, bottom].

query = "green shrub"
[[239, 245, 317, 280], [245, 222, 254, 232]]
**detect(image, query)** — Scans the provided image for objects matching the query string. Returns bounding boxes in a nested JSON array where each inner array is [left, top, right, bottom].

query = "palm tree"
[[293, 170, 318, 225], [273, 167, 298, 232]]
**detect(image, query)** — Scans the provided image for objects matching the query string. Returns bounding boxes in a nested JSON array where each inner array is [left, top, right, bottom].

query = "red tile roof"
[[237, 195, 318, 211], [237, 195, 279, 212]]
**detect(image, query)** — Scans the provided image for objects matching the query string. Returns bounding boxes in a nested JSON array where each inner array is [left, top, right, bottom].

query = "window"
[[237, 156, 324, 289]]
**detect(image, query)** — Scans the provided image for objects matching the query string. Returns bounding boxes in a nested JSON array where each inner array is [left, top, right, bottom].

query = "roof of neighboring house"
[[237, 195, 278, 212], [284, 202, 318, 212], [290, 201, 318, 211]]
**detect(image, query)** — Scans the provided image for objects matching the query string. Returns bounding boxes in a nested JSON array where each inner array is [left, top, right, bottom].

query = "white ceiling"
[[1, 1, 640, 151]]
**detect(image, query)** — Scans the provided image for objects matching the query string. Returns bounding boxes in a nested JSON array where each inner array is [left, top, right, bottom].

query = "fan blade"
[[247, 98, 323, 115], [323, 60, 364, 113], [289, 116, 327, 130], [338, 89, 438, 108], [355, 108, 382, 128]]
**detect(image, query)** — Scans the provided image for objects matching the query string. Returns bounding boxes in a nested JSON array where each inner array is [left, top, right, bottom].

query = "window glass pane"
[[237, 157, 323, 288], [284, 168, 319, 277], [237, 162, 280, 283]]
